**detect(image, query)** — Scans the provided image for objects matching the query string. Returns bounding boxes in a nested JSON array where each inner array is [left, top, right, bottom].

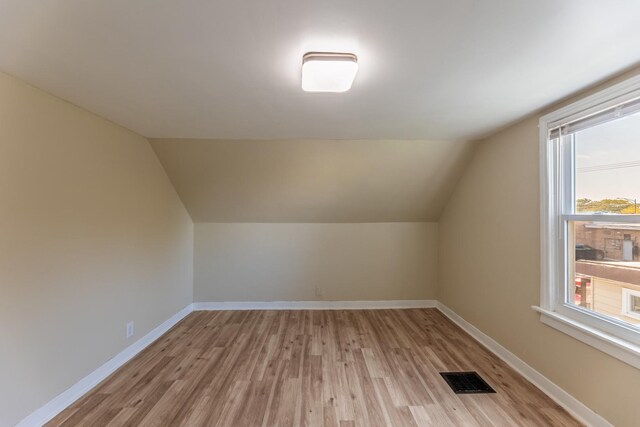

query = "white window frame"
[[622, 288, 640, 321], [535, 74, 640, 370]]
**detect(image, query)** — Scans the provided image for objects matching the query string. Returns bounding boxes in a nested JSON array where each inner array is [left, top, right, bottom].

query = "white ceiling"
[[150, 139, 475, 222], [1, 1, 639, 140]]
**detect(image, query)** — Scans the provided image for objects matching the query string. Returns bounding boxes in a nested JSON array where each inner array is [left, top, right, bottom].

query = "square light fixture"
[[301, 52, 358, 93]]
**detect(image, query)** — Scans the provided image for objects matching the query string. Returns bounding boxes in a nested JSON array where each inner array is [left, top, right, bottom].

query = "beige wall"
[[438, 67, 640, 427], [5, 50, 638, 427], [150, 138, 475, 223], [0, 72, 193, 426], [195, 222, 437, 302]]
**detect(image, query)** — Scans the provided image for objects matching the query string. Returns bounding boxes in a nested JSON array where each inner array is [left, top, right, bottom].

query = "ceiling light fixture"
[[301, 52, 358, 93]]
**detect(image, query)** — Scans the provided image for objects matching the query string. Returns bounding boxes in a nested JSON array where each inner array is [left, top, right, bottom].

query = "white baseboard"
[[435, 302, 611, 427], [193, 299, 438, 310], [16, 304, 194, 427]]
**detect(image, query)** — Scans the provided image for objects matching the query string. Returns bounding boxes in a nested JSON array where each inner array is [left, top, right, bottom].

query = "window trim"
[[536, 74, 640, 370]]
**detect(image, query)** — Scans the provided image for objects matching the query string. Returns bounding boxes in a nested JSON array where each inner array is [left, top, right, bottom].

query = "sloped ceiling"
[[2, 1, 639, 222], [150, 139, 475, 222], [0, 1, 639, 140]]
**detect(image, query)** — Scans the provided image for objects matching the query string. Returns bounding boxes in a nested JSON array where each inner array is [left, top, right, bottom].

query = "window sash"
[[559, 209, 640, 345], [555, 299, 640, 346], [538, 74, 640, 369], [552, 107, 640, 345], [562, 214, 640, 223]]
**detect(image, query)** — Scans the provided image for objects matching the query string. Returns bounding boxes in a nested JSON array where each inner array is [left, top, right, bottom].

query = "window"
[[622, 288, 640, 321], [538, 75, 640, 369]]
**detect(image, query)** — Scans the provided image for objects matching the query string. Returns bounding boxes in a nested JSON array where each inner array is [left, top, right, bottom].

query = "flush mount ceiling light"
[[301, 52, 358, 93]]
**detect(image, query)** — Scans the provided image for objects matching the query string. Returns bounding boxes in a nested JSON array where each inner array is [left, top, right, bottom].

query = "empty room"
[[2, 1, 640, 426]]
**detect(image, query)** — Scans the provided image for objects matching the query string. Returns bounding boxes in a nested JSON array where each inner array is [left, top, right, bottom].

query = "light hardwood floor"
[[47, 309, 581, 426]]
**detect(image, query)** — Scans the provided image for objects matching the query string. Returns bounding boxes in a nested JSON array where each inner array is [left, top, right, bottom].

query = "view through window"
[[569, 112, 640, 326]]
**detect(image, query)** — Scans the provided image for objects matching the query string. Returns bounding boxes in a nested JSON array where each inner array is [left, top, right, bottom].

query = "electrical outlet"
[[126, 321, 134, 339], [315, 286, 323, 297]]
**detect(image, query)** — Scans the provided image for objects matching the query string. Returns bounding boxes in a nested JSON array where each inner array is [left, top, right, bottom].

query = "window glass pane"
[[569, 221, 640, 326], [632, 295, 640, 313], [574, 112, 640, 214]]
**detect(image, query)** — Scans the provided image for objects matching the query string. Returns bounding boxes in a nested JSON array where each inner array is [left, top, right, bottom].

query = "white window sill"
[[532, 306, 640, 370]]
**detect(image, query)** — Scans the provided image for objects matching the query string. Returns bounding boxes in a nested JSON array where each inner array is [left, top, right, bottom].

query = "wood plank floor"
[[47, 309, 581, 426]]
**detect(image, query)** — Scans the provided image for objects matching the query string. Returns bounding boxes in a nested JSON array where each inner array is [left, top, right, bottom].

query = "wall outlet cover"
[[126, 321, 134, 339]]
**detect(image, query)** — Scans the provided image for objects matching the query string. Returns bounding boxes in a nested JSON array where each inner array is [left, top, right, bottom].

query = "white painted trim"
[[16, 304, 194, 427], [436, 302, 612, 427], [16, 300, 611, 427], [533, 305, 640, 371], [540, 74, 640, 130], [538, 74, 640, 362], [562, 214, 640, 223], [193, 299, 437, 310]]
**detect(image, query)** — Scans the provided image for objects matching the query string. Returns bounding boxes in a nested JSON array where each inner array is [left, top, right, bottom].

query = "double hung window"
[[538, 76, 640, 369]]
